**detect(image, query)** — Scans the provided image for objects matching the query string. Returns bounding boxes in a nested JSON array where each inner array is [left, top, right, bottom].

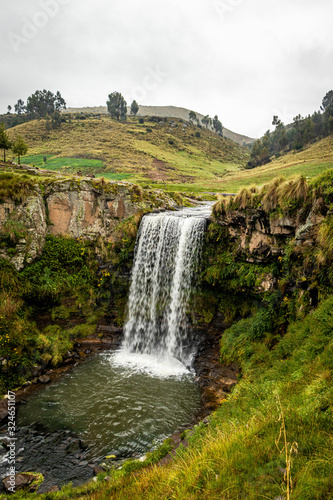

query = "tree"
[[130, 100, 139, 116], [14, 99, 25, 115], [201, 115, 212, 128], [106, 92, 127, 121], [26, 89, 66, 119], [321, 90, 333, 115], [213, 115, 223, 135], [0, 123, 11, 162], [45, 115, 52, 137], [189, 111, 197, 123], [12, 135, 28, 164], [271, 116, 287, 154], [7, 105, 12, 115], [51, 111, 62, 129], [272, 115, 282, 127]]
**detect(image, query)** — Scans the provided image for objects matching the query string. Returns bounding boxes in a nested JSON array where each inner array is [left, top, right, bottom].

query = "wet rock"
[[66, 439, 83, 454], [1, 437, 11, 449], [3, 473, 40, 492], [38, 375, 51, 384]]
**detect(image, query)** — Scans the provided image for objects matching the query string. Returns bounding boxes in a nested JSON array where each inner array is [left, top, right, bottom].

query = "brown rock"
[[38, 375, 51, 384], [3, 473, 38, 492], [47, 485, 59, 492], [93, 465, 105, 476]]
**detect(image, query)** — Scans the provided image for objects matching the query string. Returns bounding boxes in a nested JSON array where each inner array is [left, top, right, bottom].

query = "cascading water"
[[117, 206, 210, 372]]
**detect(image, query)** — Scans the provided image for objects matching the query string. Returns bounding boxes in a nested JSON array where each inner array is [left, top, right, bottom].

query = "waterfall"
[[120, 208, 208, 371]]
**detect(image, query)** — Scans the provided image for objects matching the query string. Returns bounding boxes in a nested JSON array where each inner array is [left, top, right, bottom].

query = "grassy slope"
[[7, 116, 249, 193], [7, 116, 333, 195], [64, 104, 256, 145], [216, 135, 333, 192]]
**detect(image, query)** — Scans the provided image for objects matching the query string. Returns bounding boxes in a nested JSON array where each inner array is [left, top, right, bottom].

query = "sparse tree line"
[[0, 123, 28, 164], [248, 90, 333, 168], [188, 110, 223, 136], [3, 89, 67, 133], [106, 92, 224, 137]]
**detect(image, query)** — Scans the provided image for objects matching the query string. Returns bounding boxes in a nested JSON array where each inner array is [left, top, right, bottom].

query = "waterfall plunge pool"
[[14, 351, 201, 470]]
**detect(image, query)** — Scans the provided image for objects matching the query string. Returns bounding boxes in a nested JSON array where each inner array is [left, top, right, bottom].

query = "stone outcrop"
[[214, 203, 325, 263], [0, 179, 178, 270]]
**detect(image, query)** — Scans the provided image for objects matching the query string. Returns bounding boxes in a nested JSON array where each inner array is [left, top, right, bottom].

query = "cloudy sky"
[[1, 0, 332, 138]]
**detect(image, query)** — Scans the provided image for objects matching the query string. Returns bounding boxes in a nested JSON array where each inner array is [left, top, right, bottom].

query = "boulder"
[[3, 473, 40, 492]]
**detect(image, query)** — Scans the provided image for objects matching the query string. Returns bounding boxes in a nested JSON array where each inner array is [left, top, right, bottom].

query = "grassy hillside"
[[214, 135, 333, 192], [6, 116, 333, 196], [64, 105, 256, 145], [7, 116, 249, 194]]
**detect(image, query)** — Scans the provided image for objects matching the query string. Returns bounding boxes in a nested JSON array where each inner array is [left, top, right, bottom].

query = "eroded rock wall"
[[215, 202, 325, 262], [0, 179, 178, 270]]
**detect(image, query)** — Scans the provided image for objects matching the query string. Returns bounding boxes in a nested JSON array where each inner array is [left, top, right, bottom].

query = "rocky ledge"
[[214, 198, 327, 263], [0, 176, 178, 270]]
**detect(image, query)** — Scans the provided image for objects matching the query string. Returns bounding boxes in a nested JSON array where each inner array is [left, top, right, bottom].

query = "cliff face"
[[0, 179, 178, 270], [214, 202, 326, 263]]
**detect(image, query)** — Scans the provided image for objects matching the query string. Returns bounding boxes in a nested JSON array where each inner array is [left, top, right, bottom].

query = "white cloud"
[[0, 0, 332, 137]]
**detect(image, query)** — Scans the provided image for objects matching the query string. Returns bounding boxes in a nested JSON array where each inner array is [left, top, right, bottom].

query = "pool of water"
[[17, 351, 201, 461]]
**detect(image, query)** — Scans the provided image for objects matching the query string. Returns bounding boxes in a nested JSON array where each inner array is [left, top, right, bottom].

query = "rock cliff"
[[0, 178, 178, 270], [214, 200, 326, 263]]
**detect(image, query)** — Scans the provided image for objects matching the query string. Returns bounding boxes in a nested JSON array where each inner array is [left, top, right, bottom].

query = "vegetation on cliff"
[[1, 169, 333, 499]]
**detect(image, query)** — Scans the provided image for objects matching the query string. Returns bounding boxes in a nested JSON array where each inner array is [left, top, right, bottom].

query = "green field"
[[17, 154, 105, 173]]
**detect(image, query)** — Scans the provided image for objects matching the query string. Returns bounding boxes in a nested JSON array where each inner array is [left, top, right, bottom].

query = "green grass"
[[95, 173, 134, 181], [17, 154, 105, 173]]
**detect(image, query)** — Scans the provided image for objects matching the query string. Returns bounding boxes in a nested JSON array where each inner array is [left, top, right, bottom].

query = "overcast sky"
[[1, 0, 332, 138]]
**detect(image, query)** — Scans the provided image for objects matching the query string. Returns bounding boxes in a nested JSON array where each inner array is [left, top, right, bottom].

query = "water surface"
[[18, 351, 201, 460]]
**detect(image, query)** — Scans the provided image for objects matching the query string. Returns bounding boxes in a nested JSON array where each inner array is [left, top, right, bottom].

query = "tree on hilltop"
[[107, 92, 127, 121], [12, 135, 28, 164], [14, 99, 25, 115], [189, 111, 197, 123], [130, 100, 139, 116], [0, 123, 11, 162], [26, 89, 66, 119], [213, 115, 223, 135], [201, 115, 212, 128]]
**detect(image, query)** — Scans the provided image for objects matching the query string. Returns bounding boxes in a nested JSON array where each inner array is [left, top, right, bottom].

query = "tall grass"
[[0, 172, 36, 202], [213, 174, 312, 215]]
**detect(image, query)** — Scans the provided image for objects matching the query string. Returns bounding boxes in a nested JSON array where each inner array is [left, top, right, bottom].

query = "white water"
[[116, 206, 211, 374]]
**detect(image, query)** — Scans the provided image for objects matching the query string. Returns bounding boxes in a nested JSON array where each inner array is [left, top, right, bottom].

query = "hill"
[[211, 134, 333, 192], [6, 115, 250, 194], [64, 105, 256, 146]]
